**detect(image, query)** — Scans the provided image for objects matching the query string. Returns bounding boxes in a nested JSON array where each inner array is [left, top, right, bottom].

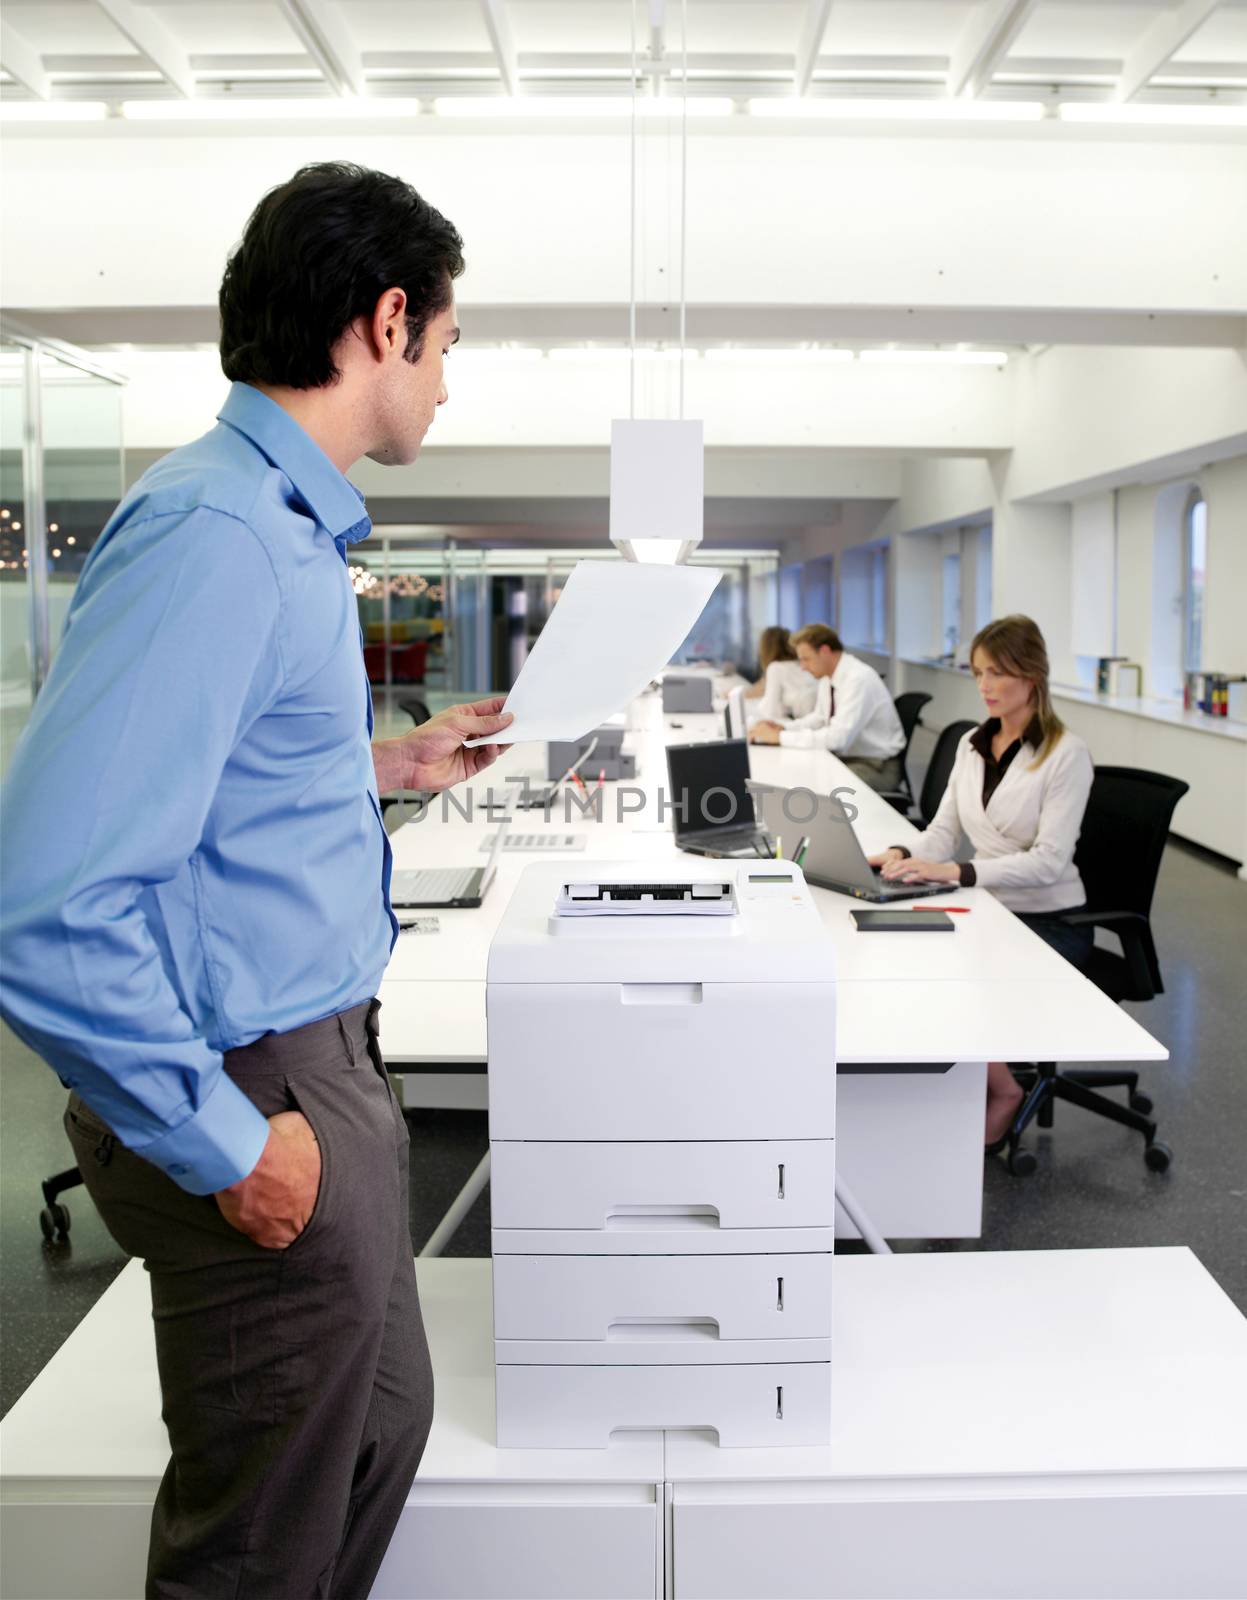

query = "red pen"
[[896, 905, 971, 912]]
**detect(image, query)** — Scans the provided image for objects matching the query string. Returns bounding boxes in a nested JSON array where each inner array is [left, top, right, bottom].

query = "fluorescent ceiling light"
[[703, 348, 854, 365], [548, 348, 700, 366], [615, 539, 689, 564], [121, 97, 425, 122], [0, 101, 108, 122], [451, 348, 547, 366], [1058, 102, 1247, 127], [749, 97, 1044, 122], [860, 349, 1009, 366], [433, 95, 734, 119]]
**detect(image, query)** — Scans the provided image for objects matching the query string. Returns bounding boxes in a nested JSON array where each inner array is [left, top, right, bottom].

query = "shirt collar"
[[218, 382, 371, 545], [970, 715, 1044, 760]]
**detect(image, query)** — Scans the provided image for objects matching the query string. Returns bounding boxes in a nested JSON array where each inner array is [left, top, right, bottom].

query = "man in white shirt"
[[749, 624, 905, 792]]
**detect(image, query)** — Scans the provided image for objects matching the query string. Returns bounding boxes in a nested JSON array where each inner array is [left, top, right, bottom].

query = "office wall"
[[1069, 493, 1117, 662], [1006, 345, 1247, 501], [5, 125, 1246, 314], [1202, 454, 1247, 677]]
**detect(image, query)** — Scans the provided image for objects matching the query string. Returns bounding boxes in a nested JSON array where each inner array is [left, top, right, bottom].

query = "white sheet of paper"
[[465, 559, 722, 746]]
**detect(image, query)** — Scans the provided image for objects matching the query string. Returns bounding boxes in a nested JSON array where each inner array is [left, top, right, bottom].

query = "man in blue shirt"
[[0, 162, 509, 1598]]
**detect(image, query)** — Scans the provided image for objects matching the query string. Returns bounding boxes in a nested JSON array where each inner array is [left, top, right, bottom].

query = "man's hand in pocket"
[[215, 1111, 321, 1248]]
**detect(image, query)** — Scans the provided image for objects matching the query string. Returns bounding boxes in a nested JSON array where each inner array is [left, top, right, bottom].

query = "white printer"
[[488, 860, 836, 1448]]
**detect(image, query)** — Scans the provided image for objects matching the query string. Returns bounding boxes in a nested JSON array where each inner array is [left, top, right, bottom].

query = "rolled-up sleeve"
[[0, 507, 283, 1194]]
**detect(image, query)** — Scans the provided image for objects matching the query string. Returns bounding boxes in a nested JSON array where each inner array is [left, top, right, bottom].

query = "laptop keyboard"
[[393, 867, 479, 902]]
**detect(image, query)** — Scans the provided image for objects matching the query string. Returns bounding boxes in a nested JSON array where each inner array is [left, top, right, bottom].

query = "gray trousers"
[[65, 998, 433, 1600], [842, 753, 905, 794]]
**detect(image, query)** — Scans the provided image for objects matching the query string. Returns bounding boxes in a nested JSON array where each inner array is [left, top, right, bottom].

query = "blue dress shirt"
[[0, 383, 396, 1195]]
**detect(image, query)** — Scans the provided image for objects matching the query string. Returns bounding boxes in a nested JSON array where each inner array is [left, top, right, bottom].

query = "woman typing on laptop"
[[867, 616, 1094, 1147]]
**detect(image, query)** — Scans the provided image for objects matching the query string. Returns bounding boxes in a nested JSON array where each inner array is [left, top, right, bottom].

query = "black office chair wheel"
[[1129, 1091, 1154, 1114], [1007, 1145, 1038, 1178], [1144, 1140, 1173, 1173], [39, 1201, 71, 1242]]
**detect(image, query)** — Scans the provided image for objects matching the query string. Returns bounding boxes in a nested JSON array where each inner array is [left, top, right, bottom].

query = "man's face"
[[369, 301, 459, 467], [796, 642, 833, 678]]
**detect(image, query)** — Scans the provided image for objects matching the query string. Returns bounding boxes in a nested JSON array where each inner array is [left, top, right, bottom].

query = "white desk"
[[4, 1250, 1244, 1599], [381, 694, 1165, 1239]]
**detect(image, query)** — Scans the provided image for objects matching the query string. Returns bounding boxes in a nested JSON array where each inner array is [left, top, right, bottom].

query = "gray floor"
[[2, 835, 1246, 1420]]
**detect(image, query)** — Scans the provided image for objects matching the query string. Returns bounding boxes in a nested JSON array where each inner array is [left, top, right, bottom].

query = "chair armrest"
[[1058, 909, 1161, 998]]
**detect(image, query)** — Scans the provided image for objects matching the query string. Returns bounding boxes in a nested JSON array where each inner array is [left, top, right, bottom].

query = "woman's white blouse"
[[914, 725, 1094, 913], [751, 659, 818, 724]]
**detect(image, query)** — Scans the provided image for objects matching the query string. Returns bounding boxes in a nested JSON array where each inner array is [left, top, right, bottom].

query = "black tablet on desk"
[[851, 909, 954, 932]]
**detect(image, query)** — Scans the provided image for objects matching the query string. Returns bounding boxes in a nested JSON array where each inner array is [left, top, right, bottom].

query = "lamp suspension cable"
[[629, 0, 638, 421], [679, 0, 688, 422]]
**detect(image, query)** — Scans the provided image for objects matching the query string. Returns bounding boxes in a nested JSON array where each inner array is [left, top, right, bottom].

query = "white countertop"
[[378, 693, 1164, 1068], [4, 1250, 1244, 1494], [900, 657, 1246, 742]]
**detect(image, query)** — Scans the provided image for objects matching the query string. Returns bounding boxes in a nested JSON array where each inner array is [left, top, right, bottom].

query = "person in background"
[[744, 625, 818, 722], [868, 614, 1094, 1148], [749, 623, 905, 793], [0, 162, 512, 1598]]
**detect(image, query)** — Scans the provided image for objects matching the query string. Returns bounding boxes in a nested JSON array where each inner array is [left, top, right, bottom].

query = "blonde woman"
[[746, 625, 818, 722], [868, 615, 1094, 1147]]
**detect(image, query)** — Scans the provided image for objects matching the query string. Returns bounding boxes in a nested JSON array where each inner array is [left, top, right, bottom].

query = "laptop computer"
[[662, 674, 715, 714], [390, 791, 518, 909], [666, 739, 771, 858], [749, 784, 957, 902]]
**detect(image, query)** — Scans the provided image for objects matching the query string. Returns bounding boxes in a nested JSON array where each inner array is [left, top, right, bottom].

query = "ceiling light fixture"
[[432, 95, 733, 119], [121, 97, 425, 122], [0, 101, 109, 122], [702, 347, 854, 365], [1058, 102, 1247, 127], [859, 349, 1009, 365], [749, 97, 1045, 122]]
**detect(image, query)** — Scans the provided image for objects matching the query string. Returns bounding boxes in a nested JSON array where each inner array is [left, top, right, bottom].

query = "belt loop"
[[336, 1014, 357, 1067], [366, 997, 382, 1037]]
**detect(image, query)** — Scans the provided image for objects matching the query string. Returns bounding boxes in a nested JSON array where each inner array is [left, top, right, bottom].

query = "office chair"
[[396, 694, 431, 727], [1002, 765, 1188, 1177], [880, 691, 932, 813], [878, 715, 973, 822]]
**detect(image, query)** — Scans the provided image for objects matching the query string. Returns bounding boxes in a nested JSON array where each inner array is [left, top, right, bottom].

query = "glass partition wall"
[[351, 532, 780, 738], [0, 331, 125, 775]]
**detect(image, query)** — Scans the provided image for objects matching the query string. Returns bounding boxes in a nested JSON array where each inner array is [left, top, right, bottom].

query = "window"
[[1183, 493, 1207, 675], [870, 545, 888, 650], [941, 552, 961, 659]]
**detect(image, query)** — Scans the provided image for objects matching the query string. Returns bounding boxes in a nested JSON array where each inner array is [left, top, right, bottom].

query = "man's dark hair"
[[219, 162, 465, 390]]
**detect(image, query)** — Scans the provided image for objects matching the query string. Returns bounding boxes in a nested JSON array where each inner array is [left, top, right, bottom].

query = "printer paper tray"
[[495, 1360, 832, 1449], [495, 1336, 831, 1366], [492, 1226, 835, 1256]]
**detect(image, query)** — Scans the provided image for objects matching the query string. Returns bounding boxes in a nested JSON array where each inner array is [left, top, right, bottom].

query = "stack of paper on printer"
[[554, 877, 737, 916], [465, 558, 722, 747]]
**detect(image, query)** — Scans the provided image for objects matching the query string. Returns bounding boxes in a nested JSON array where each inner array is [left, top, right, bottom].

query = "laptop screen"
[[666, 740, 755, 840]]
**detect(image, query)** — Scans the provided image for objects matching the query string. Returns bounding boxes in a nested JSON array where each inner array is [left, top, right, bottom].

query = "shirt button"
[[61, 1075, 78, 1089], [168, 1163, 188, 1178]]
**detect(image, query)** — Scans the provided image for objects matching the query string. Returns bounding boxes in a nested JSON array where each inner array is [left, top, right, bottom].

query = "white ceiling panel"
[[145, 3, 295, 54], [508, 2, 637, 55], [1173, 6, 1247, 61], [2, 0, 1245, 106], [678, 4, 805, 57], [1011, 3, 1166, 61], [3, 2, 137, 56], [341, 1, 493, 54], [818, 1, 977, 58]]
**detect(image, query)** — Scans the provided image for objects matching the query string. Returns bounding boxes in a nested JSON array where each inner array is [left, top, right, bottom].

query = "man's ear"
[[370, 287, 409, 362]]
